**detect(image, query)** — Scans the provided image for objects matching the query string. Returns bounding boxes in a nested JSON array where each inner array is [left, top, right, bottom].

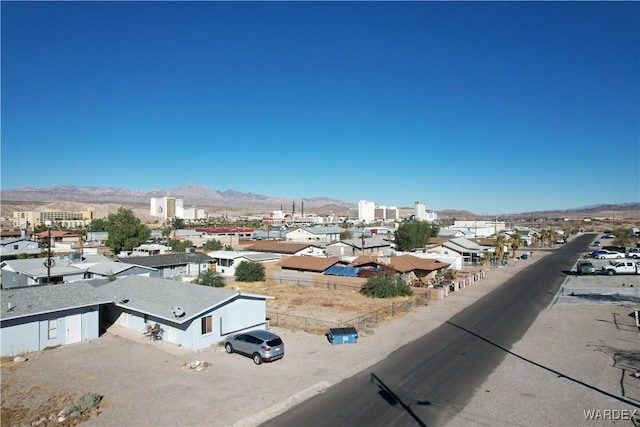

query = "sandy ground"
[[2, 250, 639, 427]]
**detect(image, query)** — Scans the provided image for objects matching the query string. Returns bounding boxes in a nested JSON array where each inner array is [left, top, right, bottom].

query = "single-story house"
[[117, 252, 215, 280], [206, 251, 280, 277], [423, 237, 491, 264], [0, 237, 42, 260], [243, 241, 326, 257], [1, 255, 91, 287], [388, 254, 450, 285], [0, 276, 271, 356], [325, 236, 391, 257], [285, 227, 344, 244]]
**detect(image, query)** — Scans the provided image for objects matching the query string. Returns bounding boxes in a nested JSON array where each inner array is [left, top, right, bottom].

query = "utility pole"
[[45, 227, 55, 284]]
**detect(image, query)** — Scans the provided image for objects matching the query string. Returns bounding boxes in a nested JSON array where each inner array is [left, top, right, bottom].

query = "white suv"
[[628, 248, 640, 259]]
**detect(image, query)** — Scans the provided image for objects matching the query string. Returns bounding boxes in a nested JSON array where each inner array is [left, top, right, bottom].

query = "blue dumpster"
[[522, 253, 529, 260], [327, 327, 358, 345]]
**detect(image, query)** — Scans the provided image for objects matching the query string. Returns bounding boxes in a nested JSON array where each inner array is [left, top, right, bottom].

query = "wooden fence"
[[267, 293, 429, 336]]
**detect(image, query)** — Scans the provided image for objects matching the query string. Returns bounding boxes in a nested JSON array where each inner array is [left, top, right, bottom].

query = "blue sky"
[[2, 1, 638, 215]]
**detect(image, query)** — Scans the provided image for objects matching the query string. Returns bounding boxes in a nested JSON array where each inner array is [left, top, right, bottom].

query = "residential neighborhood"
[[3, 199, 631, 361]]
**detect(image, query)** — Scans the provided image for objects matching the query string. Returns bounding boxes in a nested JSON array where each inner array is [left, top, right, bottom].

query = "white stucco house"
[[285, 226, 344, 244], [206, 251, 280, 277], [0, 276, 271, 357]]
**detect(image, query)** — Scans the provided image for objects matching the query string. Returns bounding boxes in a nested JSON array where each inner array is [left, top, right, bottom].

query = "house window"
[[201, 316, 213, 335], [48, 319, 57, 339]]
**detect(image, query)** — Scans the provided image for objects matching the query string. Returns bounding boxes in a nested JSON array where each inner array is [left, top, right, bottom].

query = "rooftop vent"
[[171, 306, 185, 318], [114, 295, 128, 304]]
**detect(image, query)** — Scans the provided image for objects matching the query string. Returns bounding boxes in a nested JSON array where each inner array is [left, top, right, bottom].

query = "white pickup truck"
[[601, 261, 640, 275]]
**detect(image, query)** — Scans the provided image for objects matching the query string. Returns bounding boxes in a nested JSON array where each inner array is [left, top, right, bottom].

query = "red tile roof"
[[388, 255, 450, 273], [244, 241, 320, 254], [276, 256, 341, 272]]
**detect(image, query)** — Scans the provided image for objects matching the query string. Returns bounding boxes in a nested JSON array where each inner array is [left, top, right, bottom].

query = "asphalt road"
[[262, 234, 595, 427]]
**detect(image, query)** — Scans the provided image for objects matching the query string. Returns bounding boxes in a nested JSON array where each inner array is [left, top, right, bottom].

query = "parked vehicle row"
[[586, 246, 640, 260]]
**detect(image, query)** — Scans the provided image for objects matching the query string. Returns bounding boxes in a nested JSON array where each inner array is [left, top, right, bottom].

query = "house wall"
[[1, 306, 100, 357], [103, 296, 267, 352]]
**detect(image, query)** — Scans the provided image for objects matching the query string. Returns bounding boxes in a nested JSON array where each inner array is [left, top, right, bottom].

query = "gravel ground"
[[2, 251, 639, 427]]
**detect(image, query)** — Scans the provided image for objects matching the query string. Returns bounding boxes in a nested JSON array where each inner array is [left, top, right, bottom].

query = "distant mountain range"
[[1, 185, 637, 220], [0, 185, 355, 212]]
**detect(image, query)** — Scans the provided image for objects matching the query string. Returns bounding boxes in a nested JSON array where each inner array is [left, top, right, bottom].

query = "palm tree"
[[509, 231, 523, 258], [496, 234, 507, 260], [539, 229, 549, 247]]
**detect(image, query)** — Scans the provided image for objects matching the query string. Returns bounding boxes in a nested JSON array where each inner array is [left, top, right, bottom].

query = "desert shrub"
[[235, 261, 265, 282], [361, 274, 413, 298]]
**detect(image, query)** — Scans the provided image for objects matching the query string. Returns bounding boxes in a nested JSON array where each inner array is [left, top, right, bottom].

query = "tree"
[[361, 273, 413, 298], [509, 231, 523, 258], [202, 239, 224, 251], [340, 229, 353, 240], [193, 269, 225, 287], [495, 234, 507, 259], [89, 218, 108, 232], [612, 229, 634, 248], [104, 207, 151, 255], [235, 261, 265, 282], [168, 239, 193, 253], [394, 221, 437, 251]]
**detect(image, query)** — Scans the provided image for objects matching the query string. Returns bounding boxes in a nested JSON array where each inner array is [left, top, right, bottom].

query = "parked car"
[[603, 246, 626, 254], [593, 241, 602, 247], [576, 260, 596, 275], [224, 330, 284, 365], [627, 248, 640, 259], [601, 261, 639, 275], [601, 234, 615, 239], [591, 250, 625, 260]]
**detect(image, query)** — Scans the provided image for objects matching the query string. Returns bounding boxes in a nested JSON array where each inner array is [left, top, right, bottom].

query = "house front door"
[[66, 314, 82, 344]]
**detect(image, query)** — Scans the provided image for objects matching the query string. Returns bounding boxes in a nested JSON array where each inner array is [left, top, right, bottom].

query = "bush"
[[235, 261, 265, 282], [194, 270, 225, 287], [361, 274, 413, 298]]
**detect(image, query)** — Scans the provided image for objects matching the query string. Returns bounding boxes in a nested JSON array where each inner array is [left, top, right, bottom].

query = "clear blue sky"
[[2, 1, 638, 214]]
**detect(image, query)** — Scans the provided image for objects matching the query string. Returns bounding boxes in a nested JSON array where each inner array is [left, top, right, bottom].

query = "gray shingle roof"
[[0, 276, 259, 324], [117, 252, 213, 268]]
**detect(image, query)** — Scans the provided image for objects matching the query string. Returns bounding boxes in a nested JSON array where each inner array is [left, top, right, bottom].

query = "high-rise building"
[[150, 197, 184, 220], [358, 200, 376, 224]]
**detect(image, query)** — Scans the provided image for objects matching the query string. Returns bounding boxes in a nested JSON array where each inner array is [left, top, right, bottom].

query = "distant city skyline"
[[2, 2, 638, 215]]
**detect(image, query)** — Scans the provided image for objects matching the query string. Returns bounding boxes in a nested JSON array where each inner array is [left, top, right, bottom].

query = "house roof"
[[388, 255, 450, 273], [350, 255, 385, 267], [0, 280, 113, 321], [33, 230, 79, 239], [1, 237, 31, 246], [276, 256, 341, 272], [206, 251, 279, 262], [324, 265, 360, 277], [117, 252, 214, 268], [442, 238, 488, 254], [329, 236, 391, 249], [1, 256, 89, 279], [243, 241, 321, 254], [0, 276, 266, 324], [85, 260, 156, 276], [293, 226, 344, 235], [469, 238, 497, 247], [426, 237, 449, 245]]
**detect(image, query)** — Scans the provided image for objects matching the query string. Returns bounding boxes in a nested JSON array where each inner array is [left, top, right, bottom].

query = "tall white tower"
[[358, 200, 376, 224]]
